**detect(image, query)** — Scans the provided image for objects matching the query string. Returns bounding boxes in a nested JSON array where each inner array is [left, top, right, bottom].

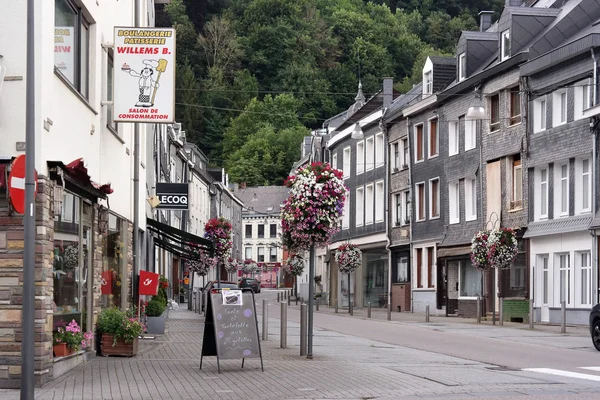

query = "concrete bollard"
[[262, 299, 268, 341], [280, 302, 287, 349], [476, 295, 481, 324], [316, 298, 319, 311], [529, 298, 534, 329], [300, 303, 307, 356], [350, 301, 353, 316], [277, 292, 280, 302], [499, 298, 504, 326], [367, 302, 371, 318], [561, 300, 566, 334], [295, 296, 298, 306], [387, 302, 391, 321], [335, 299, 338, 313], [425, 305, 430, 322]]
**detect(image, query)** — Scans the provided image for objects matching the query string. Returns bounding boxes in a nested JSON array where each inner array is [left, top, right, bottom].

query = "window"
[[391, 142, 399, 171], [366, 137, 374, 171], [580, 252, 592, 306], [465, 178, 477, 221], [257, 224, 265, 238], [540, 168, 548, 219], [575, 79, 591, 120], [395, 256, 409, 283], [107, 51, 118, 133], [332, 153, 338, 170], [245, 247, 252, 260], [357, 141, 365, 175], [558, 253, 571, 305], [415, 125, 424, 162], [427, 247, 434, 288], [460, 262, 482, 297], [489, 94, 500, 132], [458, 53, 466, 81], [375, 133, 384, 167], [534, 98, 547, 132], [416, 183, 425, 221], [449, 182, 459, 224], [403, 190, 411, 224], [553, 90, 567, 126], [270, 224, 277, 238], [55, 0, 90, 98], [375, 181, 384, 222], [428, 118, 438, 158], [424, 71, 432, 95], [540, 255, 549, 304], [257, 247, 265, 263], [342, 193, 350, 230], [245, 225, 252, 238], [356, 187, 364, 227], [512, 158, 522, 209], [501, 29, 510, 61], [394, 194, 401, 226], [510, 87, 521, 125], [365, 184, 374, 225], [582, 159, 591, 212], [416, 248, 423, 288], [269, 247, 277, 263], [429, 178, 440, 219], [557, 164, 569, 217], [449, 121, 459, 156], [343, 147, 351, 178], [464, 117, 476, 151], [401, 138, 409, 168]]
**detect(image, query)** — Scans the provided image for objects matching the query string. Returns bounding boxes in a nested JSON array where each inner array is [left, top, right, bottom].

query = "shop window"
[[393, 254, 409, 283], [459, 261, 482, 297], [101, 213, 125, 309]]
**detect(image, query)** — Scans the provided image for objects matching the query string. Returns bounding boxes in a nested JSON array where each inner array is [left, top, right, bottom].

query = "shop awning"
[[147, 217, 213, 260], [437, 245, 472, 259], [48, 158, 113, 199]]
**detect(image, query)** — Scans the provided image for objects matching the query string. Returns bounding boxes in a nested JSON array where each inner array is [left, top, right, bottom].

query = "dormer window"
[[424, 71, 432, 95], [458, 53, 466, 81], [501, 30, 510, 61]]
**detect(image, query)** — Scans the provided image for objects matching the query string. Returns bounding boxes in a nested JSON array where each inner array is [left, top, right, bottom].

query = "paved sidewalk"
[[1, 304, 599, 400]]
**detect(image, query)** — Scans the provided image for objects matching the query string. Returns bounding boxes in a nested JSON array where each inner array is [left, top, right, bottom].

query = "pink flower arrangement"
[[224, 257, 240, 274], [53, 319, 93, 352], [335, 244, 362, 273], [204, 217, 233, 260], [185, 243, 216, 276], [281, 162, 348, 251], [471, 228, 518, 271], [242, 259, 257, 274], [285, 254, 305, 277]]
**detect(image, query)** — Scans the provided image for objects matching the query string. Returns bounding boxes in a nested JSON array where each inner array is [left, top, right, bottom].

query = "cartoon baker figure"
[[123, 58, 168, 107]]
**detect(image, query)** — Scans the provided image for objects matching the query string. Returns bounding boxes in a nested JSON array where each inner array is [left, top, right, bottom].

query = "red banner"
[[101, 271, 112, 295], [139, 270, 160, 296]]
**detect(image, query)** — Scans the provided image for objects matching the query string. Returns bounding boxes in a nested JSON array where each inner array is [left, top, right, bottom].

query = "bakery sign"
[[112, 27, 176, 123], [156, 183, 188, 210]]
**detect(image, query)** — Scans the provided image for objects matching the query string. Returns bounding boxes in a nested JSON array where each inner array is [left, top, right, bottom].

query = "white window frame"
[[428, 178, 440, 220], [342, 193, 350, 230], [512, 158, 523, 207], [458, 53, 466, 81], [365, 184, 374, 225], [539, 254, 549, 305], [465, 178, 477, 221], [449, 120, 459, 156], [257, 247, 265, 262], [415, 182, 425, 222], [501, 29, 510, 61], [356, 140, 365, 175], [577, 251, 592, 307], [533, 97, 547, 133], [343, 146, 351, 179], [356, 186, 364, 227], [414, 124, 425, 162], [366, 136, 375, 171], [400, 138, 409, 168], [402, 190, 411, 225], [332, 153, 338, 170], [556, 163, 569, 217], [449, 181, 460, 224], [574, 78, 592, 120], [539, 168, 549, 220], [375, 180, 384, 222], [394, 193, 401, 226], [428, 117, 438, 159], [391, 142, 399, 172], [245, 247, 252, 260], [556, 253, 571, 305], [375, 132, 384, 168], [552, 89, 567, 127], [581, 158, 592, 213], [424, 70, 433, 95], [464, 118, 476, 151]]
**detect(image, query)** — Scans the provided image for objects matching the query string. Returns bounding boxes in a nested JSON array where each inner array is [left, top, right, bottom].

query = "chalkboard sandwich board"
[[200, 288, 263, 373]]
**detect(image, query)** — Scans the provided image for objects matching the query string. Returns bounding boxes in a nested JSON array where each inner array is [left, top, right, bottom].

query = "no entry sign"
[[8, 155, 37, 215]]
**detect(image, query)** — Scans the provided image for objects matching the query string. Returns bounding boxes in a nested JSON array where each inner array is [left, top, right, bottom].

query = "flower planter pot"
[[145, 315, 166, 334], [101, 334, 138, 357], [53, 343, 69, 357]]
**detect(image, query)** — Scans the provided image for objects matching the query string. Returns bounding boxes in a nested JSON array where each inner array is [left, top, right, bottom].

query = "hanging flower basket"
[[281, 162, 348, 251], [470, 230, 490, 271], [285, 254, 305, 277], [204, 217, 233, 261], [470, 228, 518, 271], [334, 244, 362, 274], [185, 244, 215, 277], [63, 244, 79, 269], [224, 257, 240, 274], [242, 259, 257, 274]]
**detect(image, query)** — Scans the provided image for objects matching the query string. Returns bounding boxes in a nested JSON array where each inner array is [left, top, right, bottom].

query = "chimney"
[[479, 11, 494, 32], [240, 182, 246, 190], [505, 0, 523, 7], [383, 77, 393, 108]]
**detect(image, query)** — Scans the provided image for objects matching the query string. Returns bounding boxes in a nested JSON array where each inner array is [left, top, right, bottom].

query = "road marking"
[[297, 388, 316, 391], [524, 368, 600, 382], [579, 367, 600, 372]]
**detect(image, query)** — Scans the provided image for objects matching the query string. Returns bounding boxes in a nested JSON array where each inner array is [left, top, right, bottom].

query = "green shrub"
[[97, 307, 144, 345], [146, 299, 165, 317]]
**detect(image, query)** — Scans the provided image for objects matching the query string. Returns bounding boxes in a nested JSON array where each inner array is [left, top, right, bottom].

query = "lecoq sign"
[[156, 183, 188, 210]]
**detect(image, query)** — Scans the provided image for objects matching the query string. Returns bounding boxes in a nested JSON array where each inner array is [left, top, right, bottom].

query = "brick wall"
[[458, 299, 479, 318], [391, 283, 411, 312]]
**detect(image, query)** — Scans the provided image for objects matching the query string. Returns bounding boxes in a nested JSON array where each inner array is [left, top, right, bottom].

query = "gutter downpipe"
[[591, 49, 599, 304], [407, 116, 414, 313], [381, 110, 393, 319]]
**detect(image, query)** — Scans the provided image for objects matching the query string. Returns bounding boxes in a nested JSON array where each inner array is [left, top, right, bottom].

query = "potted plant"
[[53, 319, 93, 357], [179, 286, 185, 304], [97, 307, 144, 357], [145, 298, 166, 334]]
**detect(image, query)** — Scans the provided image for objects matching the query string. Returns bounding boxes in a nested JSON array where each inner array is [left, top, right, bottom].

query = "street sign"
[[8, 155, 37, 215], [112, 27, 176, 123], [156, 182, 188, 210], [139, 270, 160, 296]]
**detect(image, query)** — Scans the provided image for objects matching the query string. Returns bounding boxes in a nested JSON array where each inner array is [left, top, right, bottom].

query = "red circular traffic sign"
[[8, 155, 38, 215]]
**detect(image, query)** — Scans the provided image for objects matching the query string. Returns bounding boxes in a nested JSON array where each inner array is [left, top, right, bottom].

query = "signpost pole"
[[307, 245, 315, 359], [132, 0, 140, 315], [21, 0, 36, 396]]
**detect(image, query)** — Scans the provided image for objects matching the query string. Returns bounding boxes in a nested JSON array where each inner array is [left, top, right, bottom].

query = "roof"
[[236, 186, 290, 216], [383, 83, 423, 123], [429, 56, 457, 66], [523, 215, 593, 238], [507, 6, 561, 17], [461, 31, 497, 41]]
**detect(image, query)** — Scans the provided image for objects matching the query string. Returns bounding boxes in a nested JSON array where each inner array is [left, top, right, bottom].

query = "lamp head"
[[351, 123, 364, 140]]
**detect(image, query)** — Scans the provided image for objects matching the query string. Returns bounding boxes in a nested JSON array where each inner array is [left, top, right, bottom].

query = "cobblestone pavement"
[[2, 297, 600, 400]]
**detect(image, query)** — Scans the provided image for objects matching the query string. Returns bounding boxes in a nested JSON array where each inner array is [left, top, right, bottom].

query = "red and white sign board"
[[139, 270, 160, 296], [112, 27, 176, 123], [8, 155, 37, 215]]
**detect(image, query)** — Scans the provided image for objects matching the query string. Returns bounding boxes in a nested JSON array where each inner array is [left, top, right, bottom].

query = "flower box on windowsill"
[[101, 334, 139, 357]]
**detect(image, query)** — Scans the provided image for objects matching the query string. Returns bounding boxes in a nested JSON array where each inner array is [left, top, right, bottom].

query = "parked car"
[[590, 304, 600, 351], [239, 277, 261, 293], [200, 281, 239, 311]]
